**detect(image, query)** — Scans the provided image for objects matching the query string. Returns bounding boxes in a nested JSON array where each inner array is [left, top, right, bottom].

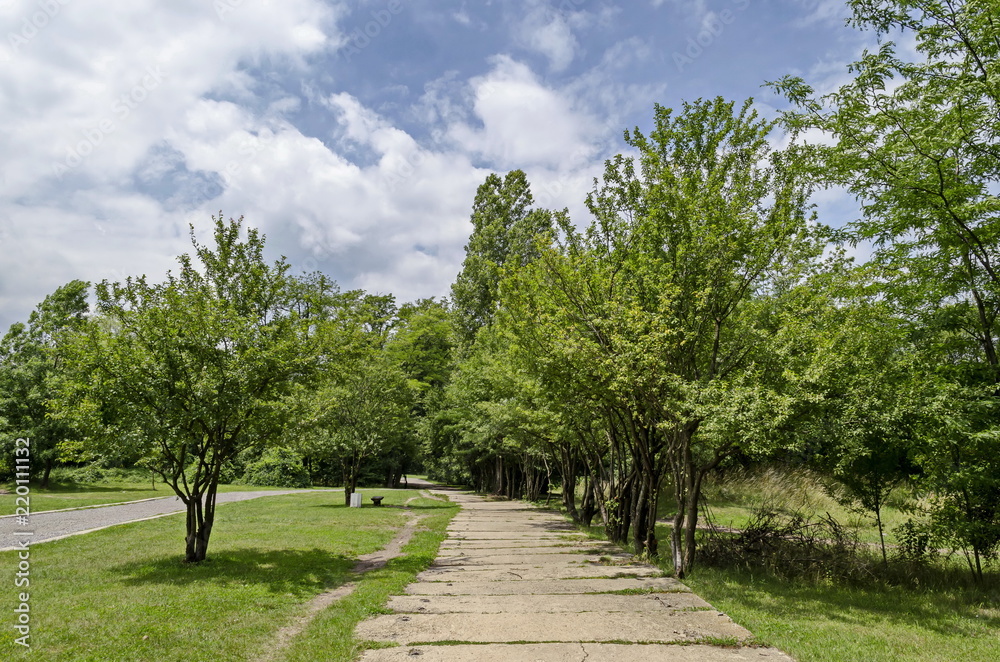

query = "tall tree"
[[771, 0, 1000, 580], [451, 169, 553, 347], [0, 280, 90, 487], [57, 215, 315, 562], [502, 98, 819, 575]]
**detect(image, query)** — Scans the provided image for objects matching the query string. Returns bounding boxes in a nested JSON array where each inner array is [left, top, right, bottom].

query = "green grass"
[[282, 497, 459, 661], [0, 488, 459, 661], [541, 467, 999, 662], [685, 567, 1000, 662], [0, 479, 305, 514]]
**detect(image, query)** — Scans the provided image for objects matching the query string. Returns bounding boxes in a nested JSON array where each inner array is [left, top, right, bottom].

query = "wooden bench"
[[370, 496, 384, 507]]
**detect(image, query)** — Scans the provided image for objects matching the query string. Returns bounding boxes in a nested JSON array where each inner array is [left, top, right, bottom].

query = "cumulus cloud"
[[448, 55, 601, 171], [515, 0, 580, 72], [0, 0, 340, 325], [0, 0, 859, 330]]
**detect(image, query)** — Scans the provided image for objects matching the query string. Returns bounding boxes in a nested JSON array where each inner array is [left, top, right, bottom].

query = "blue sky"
[[0, 0, 872, 329]]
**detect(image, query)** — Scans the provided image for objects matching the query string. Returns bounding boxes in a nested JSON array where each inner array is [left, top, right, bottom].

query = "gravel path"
[[0, 489, 336, 551]]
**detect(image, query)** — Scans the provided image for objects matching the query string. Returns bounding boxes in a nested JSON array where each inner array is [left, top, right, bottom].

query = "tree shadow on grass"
[[694, 567, 1000, 638], [113, 548, 357, 598]]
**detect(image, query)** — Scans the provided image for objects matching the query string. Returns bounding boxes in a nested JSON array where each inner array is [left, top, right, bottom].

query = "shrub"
[[242, 447, 311, 488], [700, 506, 869, 582]]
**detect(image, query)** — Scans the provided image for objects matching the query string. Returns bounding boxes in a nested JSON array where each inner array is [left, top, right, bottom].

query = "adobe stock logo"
[[673, 0, 750, 73], [337, 0, 404, 63], [51, 65, 167, 178], [1, 0, 73, 63]]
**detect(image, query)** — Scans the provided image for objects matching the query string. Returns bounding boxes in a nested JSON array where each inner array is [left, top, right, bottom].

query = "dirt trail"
[[258, 512, 427, 662], [354, 490, 794, 661]]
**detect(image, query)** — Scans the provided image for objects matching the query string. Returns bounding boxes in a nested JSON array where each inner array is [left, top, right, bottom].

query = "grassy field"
[[686, 565, 1000, 662], [1, 472, 437, 514], [560, 466, 999, 662], [1, 487, 459, 661], [0, 479, 301, 514]]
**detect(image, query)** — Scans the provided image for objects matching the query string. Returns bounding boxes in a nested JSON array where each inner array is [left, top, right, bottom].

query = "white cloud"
[[0, 0, 341, 325], [790, 0, 850, 28], [166, 89, 490, 304], [0, 0, 867, 331], [515, 1, 579, 72], [448, 56, 601, 171], [0, 0, 613, 327]]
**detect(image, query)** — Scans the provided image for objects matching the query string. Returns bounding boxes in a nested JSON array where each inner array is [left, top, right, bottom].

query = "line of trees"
[[0, 218, 452, 562], [420, 0, 1000, 580], [1, 0, 997, 576]]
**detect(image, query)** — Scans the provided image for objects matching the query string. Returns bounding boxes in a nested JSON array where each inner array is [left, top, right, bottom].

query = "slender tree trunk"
[[670, 509, 685, 578], [644, 486, 659, 557], [184, 495, 214, 563], [343, 461, 352, 506], [875, 504, 887, 568], [40, 457, 53, 489], [681, 469, 703, 574], [580, 476, 597, 527], [669, 437, 687, 577], [560, 447, 579, 521], [183, 457, 222, 563], [632, 477, 648, 554]]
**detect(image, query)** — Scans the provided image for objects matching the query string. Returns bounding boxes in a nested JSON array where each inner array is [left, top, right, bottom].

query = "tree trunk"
[[40, 457, 53, 489], [875, 503, 887, 568], [183, 494, 216, 563], [343, 461, 352, 506], [681, 470, 703, 574], [632, 477, 648, 554], [643, 485, 659, 557], [580, 476, 597, 527], [560, 447, 579, 522], [670, 448, 687, 577], [670, 510, 685, 578]]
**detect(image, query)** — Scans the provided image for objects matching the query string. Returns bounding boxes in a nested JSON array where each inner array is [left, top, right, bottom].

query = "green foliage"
[[451, 169, 554, 347], [771, 0, 1000, 582], [494, 97, 820, 574], [55, 214, 319, 562], [293, 310, 417, 503], [242, 446, 311, 488], [0, 280, 90, 485]]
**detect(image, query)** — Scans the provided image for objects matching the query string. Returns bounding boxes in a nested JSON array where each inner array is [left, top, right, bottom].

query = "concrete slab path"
[[356, 490, 793, 661]]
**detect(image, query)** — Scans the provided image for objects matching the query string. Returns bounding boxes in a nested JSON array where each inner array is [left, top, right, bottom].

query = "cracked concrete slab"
[[431, 552, 633, 566], [437, 545, 621, 556], [386, 592, 713, 614], [445, 531, 586, 540], [418, 564, 663, 582], [405, 576, 690, 595], [445, 527, 576, 535], [438, 543, 616, 552], [352, 489, 794, 662], [355, 611, 754, 644], [360, 643, 794, 661]]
